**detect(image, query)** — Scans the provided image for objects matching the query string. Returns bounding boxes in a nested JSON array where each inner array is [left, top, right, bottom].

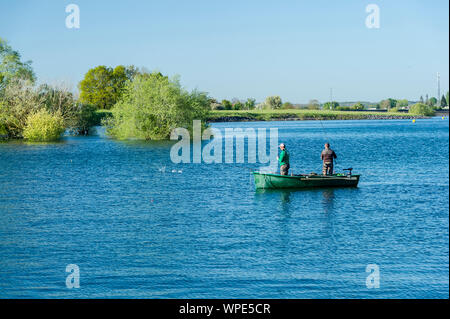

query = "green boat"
[[252, 169, 360, 189]]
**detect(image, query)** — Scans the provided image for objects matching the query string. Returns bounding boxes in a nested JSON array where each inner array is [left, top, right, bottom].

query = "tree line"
[[1, 37, 446, 141], [0, 38, 211, 141]]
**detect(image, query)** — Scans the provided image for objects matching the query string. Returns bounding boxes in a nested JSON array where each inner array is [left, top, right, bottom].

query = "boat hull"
[[252, 172, 360, 189]]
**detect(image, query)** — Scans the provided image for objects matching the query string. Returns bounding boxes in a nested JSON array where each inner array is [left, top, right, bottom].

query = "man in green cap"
[[277, 143, 290, 175]]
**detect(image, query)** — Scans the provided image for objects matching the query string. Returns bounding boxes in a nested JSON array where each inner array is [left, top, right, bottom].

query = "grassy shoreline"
[[94, 109, 425, 126], [208, 109, 424, 122]]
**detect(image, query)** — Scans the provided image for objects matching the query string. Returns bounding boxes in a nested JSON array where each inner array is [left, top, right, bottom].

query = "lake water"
[[0, 118, 448, 298]]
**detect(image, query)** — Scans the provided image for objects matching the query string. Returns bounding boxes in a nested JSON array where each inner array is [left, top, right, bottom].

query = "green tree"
[[244, 98, 256, 110], [352, 102, 365, 110], [441, 94, 447, 107], [323, 101, 339, 110], [79, 65, 138, 109], [281, 102, 295, 109], [233, 101, 244, 110], [419, 96, 424, 103], [380, 98, 397, 110], [264, 96, 282, 109], [69, 104, 99, 136], [105, 72, 210, 140], [0, 37, 35, 92], [307, 99, 320, 110], [428, 97, 437, 106], [0, 81, 84, 139], [221, 99, 232, 110], [37, 83, 78, 125], [395, 99, 409, 108], [0, 81, 43, 138], [409, 103, 435, 116]]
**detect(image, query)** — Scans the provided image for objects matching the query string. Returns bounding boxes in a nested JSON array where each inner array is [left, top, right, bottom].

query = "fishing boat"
[[252, 168, 360, 189]]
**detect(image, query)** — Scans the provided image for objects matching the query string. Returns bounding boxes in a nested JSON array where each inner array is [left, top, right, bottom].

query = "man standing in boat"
[[321, 143, 337, 175], [277, 143, 290, 175]]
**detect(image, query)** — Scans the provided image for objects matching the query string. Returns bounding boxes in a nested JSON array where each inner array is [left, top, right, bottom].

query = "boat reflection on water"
[[254, 187, 338, 215], [254, 188, 292, 214], [254, 188, 293, 202], [321, 188, 335, 214]]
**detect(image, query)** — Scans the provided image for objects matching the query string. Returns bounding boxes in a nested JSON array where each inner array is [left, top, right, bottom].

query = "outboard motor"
[[343, 168, 353, 177]]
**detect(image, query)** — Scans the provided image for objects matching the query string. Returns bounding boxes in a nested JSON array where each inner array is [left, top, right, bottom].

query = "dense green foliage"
[[105, 72, 211, 140], [0, 81, 42, 138], [245, 98, 256, 110], [352, 102, 364, 110], [37, 84, 79, 125], [232, 101, 244, 110], [79, 65, 138, 109], [409, 103, 435, 116], [264, 96, 282, 109], [335, 103, 364, 111], [0, 79, 97, 139], [323, 101, 339, 110], [0, 38, 35, 93], [441, 94, 447, 107], [221, 99, 232, 110], [307, 99, 320, 110], [380, 98, 397, 110], [69, 104, 99, 135], [22, 109, 66, 141], [427, 97, 437, 106], [281, 102, 295, 109], [395, 99, 409, 108], [0, 39, 96, 141], [389, 107, 400, 113]]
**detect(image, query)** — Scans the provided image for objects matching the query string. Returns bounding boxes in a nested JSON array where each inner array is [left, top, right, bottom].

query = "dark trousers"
[[280, 164, 290, 175], [323, 162, 333, 175]]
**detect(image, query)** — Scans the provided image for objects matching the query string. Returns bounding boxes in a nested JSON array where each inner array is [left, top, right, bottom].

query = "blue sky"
[[1, 0, 448, 103]]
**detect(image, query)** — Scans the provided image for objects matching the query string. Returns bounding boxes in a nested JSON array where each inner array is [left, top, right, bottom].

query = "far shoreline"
[[207, 114, 427, 123], [93, 109, 445, 126], [206, 110, 432, 123]]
